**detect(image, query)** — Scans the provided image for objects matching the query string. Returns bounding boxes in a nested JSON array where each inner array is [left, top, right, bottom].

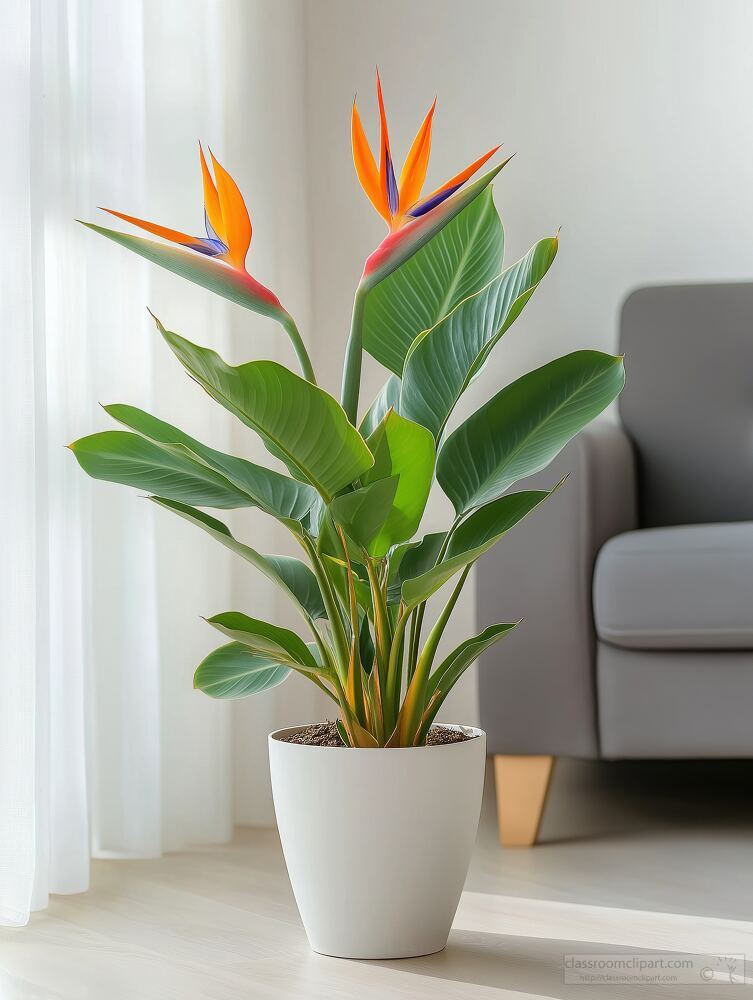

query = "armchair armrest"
[[476, 421, 637, 758]]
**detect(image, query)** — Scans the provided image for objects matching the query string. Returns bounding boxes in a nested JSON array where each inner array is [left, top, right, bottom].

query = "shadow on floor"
[[360, 929, 750, 1000], [467, 757, 753, 921]]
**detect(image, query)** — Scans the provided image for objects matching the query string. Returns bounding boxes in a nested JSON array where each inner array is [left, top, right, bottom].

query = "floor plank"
[[2, 758, 753, 999]]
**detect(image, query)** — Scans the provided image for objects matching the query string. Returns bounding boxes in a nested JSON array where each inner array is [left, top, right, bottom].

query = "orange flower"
[[103, 145, 252, 273], [352, 72, 500, 232]]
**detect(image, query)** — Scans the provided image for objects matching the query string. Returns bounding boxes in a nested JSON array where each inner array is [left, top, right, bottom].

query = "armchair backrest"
[[619, 282, 753, 527]]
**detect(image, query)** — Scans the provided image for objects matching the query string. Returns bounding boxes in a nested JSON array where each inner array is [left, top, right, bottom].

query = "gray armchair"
[[477, 282, 753, 845]]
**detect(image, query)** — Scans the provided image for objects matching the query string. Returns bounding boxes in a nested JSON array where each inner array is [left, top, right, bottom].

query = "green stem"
[[281, 312, 317, 384], [406, 520, 459, 679], [340, 287, 366, 424], [399, 567, 471, 744], [300, 536, 350, 681], [384, 608, 410, 734], [364, 558, 391, 689], [310, 672, 341, 705], [407, 608, 420, 682], [419, 566, 471, 677]]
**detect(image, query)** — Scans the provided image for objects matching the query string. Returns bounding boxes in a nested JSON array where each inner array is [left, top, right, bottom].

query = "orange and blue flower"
[[352, 72, 500, 233], [103, 146, 250, 266], [83, 145, 284, 317]]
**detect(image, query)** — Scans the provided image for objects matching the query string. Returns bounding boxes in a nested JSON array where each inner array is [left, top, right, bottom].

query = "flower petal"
[[208, 150, 252, 270], [409, 145, 501, 218], [200, 143, 226, 244], [352, 98, 390, 222], [398, 98, 436, 216], [100, 208, 202, 249], [376, 70, 398, 218]]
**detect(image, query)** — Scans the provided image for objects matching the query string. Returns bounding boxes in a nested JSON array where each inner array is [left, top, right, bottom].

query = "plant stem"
[[406, 608, 420, 682], [406, 519, 459, 679], [281, 312, 317, 384], [299, 535, 350, 682], [364, 558, 391, 691], [384, 608, 410, 734], [419, 566, 471, 676], [398, 566, 471, 745], [340, 287, 366, 424], [336, 528, 368, 726]]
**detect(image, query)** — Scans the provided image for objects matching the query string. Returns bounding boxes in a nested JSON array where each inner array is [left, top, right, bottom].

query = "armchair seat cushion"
[[593, 522, 753, 650]]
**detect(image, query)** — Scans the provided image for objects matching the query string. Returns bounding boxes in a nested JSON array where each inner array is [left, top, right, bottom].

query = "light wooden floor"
[[2, 758, 753, 999]]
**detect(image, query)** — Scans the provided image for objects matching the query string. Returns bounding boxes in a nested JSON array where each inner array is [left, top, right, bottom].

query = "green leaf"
[[402, 489, 553, 607], [157, 319, 373, 501], [359, 375, 401, 437], [422, 623, 517, 731], [105, 403, 317, 525], [361, 186, 504, 376], [264, 555, 328, 622], [363, 410, 435, 557], [315, 509, 365, 567], [322, 555, 373, 616], [69, 431, 255, 509], [387, 532, 447, 604], [194, 643, 291, 699], [80, 222, 286, 321], [329, 477, 399, 551], [401, 236, 559, 438], [151, 497, 325, 620], [438, 351, 625, 515], [206, 612, 319, 671], [336, 720, 351, 747]]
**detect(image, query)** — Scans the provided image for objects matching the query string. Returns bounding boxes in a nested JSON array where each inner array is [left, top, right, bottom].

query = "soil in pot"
[[280, 721, 476, 747]]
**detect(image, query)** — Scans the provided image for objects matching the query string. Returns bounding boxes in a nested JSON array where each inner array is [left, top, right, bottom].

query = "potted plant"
[[70, 76, 624, 959]]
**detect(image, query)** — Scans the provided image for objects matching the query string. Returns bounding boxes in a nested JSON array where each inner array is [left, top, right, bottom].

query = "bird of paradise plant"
[[71, 75, 624, 747]]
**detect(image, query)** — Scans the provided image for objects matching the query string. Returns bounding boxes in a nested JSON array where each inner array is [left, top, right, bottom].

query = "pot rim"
[[268, 723, 485, 751]]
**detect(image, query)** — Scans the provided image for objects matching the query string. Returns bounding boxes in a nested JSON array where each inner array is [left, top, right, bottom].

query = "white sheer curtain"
[[1, 0, 318, 926]]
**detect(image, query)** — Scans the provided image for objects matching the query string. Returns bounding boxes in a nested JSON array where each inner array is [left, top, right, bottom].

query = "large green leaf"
[[194, 643, 291, 699], [361, 187, 504, 376], [80, 222, 286, 321], [329, 477, 399, 551], [156, 318, 373, 501], [69, 431, 254, 509], [359, 375, 401, 438], [438, 351, 625, 515], [363, 410, 435, 558], [263, 554, 328, 623], [402, 489, 553, 607], [387, 532, 447, 604], [151, 497, 325, 620], [105, 404, 317, 525], [206, 612, 319, 671], [401, 236, 559, 439]]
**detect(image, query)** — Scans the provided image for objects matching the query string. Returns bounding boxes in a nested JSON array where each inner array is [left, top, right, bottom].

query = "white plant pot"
[[268, 724, 486, 959]]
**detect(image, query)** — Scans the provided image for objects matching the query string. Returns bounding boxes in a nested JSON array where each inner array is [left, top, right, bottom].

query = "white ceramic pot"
[[268, 724, 486, 959]]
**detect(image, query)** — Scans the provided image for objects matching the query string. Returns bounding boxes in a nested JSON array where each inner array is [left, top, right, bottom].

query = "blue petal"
[[408, 182, 462, 219], [385, 150, 399, 216], [204, 210, 228, 253], [183, 239, 225, 257]]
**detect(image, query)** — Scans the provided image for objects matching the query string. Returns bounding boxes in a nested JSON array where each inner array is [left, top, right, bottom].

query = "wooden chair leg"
[[493, 754, 554, 847]]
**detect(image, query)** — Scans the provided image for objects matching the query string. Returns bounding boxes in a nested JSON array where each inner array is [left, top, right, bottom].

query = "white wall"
[[301, 0, 753, 723]]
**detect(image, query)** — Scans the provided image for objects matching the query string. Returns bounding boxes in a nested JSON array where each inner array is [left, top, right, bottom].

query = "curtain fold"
[[1, 0, 318, 927], [0, 0, 37, 929]]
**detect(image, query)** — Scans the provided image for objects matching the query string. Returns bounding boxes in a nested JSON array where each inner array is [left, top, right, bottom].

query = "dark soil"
[[280, 721, 475, 747]]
